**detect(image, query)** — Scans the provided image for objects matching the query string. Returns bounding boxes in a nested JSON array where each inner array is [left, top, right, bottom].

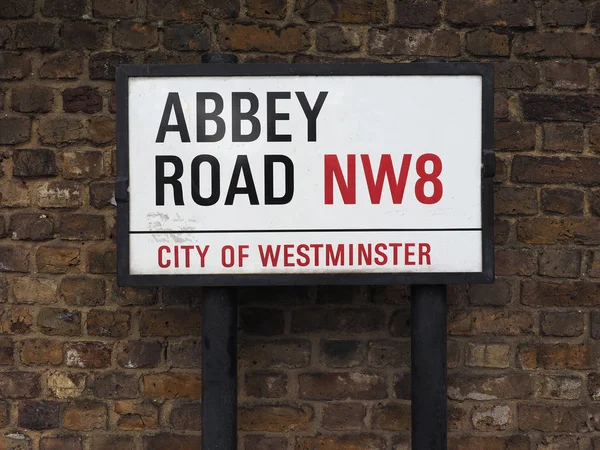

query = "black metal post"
[[411, 284, 447, 450], [202, 287, 238, 450], [201, 52, 239, 450]]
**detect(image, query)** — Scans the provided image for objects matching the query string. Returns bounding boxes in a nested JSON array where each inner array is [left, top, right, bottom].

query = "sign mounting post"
[[116, 61, 495, 450]]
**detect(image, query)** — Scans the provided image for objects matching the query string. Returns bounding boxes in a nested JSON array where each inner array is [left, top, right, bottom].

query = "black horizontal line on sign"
[[130, 228, 482, 234]]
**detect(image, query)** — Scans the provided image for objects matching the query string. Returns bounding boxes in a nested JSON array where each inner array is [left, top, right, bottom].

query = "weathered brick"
[[12, 86, 54, 112], [169, 401, 202, 430], [38, 308, 81, 336], [519, 343, 600, 370], [522, 281, 600, 309], [63, 87, 103, 114], [14, 22, 59, 49], [60, 276, 105, 306], [142, 373, 201, 399], [449, 435, 530, 450], [516, 33, 600, 59], [62, 151, 104, 180], [496, 62, 539, 89], [394, 0, 440, 26], [63, 401, 107, 430], [37, 246, 80, 274], [60, 214, 105, 240], [513, 156, 600, 185], [471, 404, 512, 431], [1, 0, 34, 18], [11, 276, 57, 304], [0, 371, 40, 398], [0, 305, 34, 334], [91, 435, 134, 450], [469, 278, 513, 306], [368, 29, 460, 57], [115, 400, 158, 430], [494, 187, 537, 216], [246, 371, 287, 398], [542, 0, 587, 27], [519, 217, 600, 245], [367, 340, 410, 368], [21, 339, 62, 365], [541, 312, 584, 337], [232, 340, 306, 370], [114, 22, 158, 49], [87, 244, 116, 274], [240, 307, 284, 336], [112, 284, 157, 306], [545, 62, 589, 90], [148, 0, 238, 19], [0, 181, 30, 207], [140, 309, 201, 336], [47, 371, 85, 399], [0, 245, 30, 272], [297, 0, 386, 23], [0, 52, 31, 79], [245, 435, 287, 450], [446, 0, 535, 27], [466, 343, 510, 368], [88, 116, 115, 145], [495, 93, 508, 120], [13, 149, 57, 177], [0, 116, 30, 144], [93, 372, 138, 399], [10, 213, 54, 240], [316, 26, 361, 53], [449, 310, 534, 335], [0, 338, 14, 365], [93, 0, 136, 18], [40, 51, 83, 79], [18, 400, 60, 430], [117, 340, 162, 368], [536, 375, 582, 400], [220, 24, 309, 53], [167, 339, 200, 368], [298, 372, 386, 400], [495, 249, 537, 276], [321, 339, 365, 367], [240, 405, 313, 431], [295, 435, 386, 450], [543, 124, 584, 152], [371, 403, 410, 431], [322, 403, 365, 430], [37, 181, 83, 208], [292, 307, 384, 333], [88, 310, 130, 337], [62, 21, 107, 50], [519, 404, 600, 432], [494, 122, 536, 152], [523, 94, 600, 122], [39, 117, 85, 146], [448, 373, 533, 400], [246, 0, 286, 18], [143, 435, 202, 450], [40, 436, 83, 450], [42, 0, 85, 17], [164, 23, 211, 51], [65, 342, 111, 369], [89, 52, 134, 80], [466, 30, 509, 56], [589, 251, 600, 279], [539, 249, 581, 278]]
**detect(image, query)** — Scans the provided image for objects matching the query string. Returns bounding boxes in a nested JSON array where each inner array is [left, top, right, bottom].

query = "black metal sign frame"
[[116, 63, 494, 287]]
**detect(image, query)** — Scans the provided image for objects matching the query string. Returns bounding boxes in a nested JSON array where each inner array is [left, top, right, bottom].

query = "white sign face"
[[118, 65, 493, 285]]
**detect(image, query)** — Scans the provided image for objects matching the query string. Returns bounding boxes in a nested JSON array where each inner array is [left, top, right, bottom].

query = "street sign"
[[116, 63, 494, 286]]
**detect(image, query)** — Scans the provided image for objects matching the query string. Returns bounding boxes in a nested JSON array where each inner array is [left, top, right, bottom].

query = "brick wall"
[[0, 0, 599, 449]]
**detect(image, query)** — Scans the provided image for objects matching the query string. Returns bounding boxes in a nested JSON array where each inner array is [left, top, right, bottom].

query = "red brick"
[[65, 342, 111, 368], [543, 123, 584, 151], [541, 312, 584, 337], [39, 51, 83, 79], [12, 85, 54, 112], [20, 339, 62, 365], [545, 62, 589, 90], [372, 403, 410, 430], [117, 340, 162, 368], [88, 310, 130, 337], [523, 94, 600, 122], [519, 343, 600, 370], [297, 0, 387, 23], [495, 62, 539, 89], [512, 156, 600, 185], [494, 187, 537, 215], [0, 305, 34, 334], [60, 276, 105, 306], [63, 86, 103, 114], [219, 24, 309, 53], [37, 308, 81, 336], [11, 276, 58, 303], [142, 373, 201, 399], [63, 401, 107, 430], [0, 371, 40, 398], [163, 24, 211, 51], [368, 29, 460, 57], [115, 400, 158, 430], [538, 248, 581, 277], [147, 0, 239, 19], [466, 30, 509, 56], [298, 372, 386, 400], [114, 22, 158, 49], [541, 0, 587, 26], [0, 52, 31, 79], [240, 405, 313, 431], [446, 0, 535, 27], [60, 214, 106, 240]]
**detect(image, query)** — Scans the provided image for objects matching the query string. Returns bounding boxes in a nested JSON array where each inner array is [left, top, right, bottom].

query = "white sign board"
[[116, 64, 494, 286]]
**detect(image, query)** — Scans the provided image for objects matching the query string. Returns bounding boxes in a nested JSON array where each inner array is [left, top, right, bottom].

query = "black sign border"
[[116, 62, 494, 286]]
